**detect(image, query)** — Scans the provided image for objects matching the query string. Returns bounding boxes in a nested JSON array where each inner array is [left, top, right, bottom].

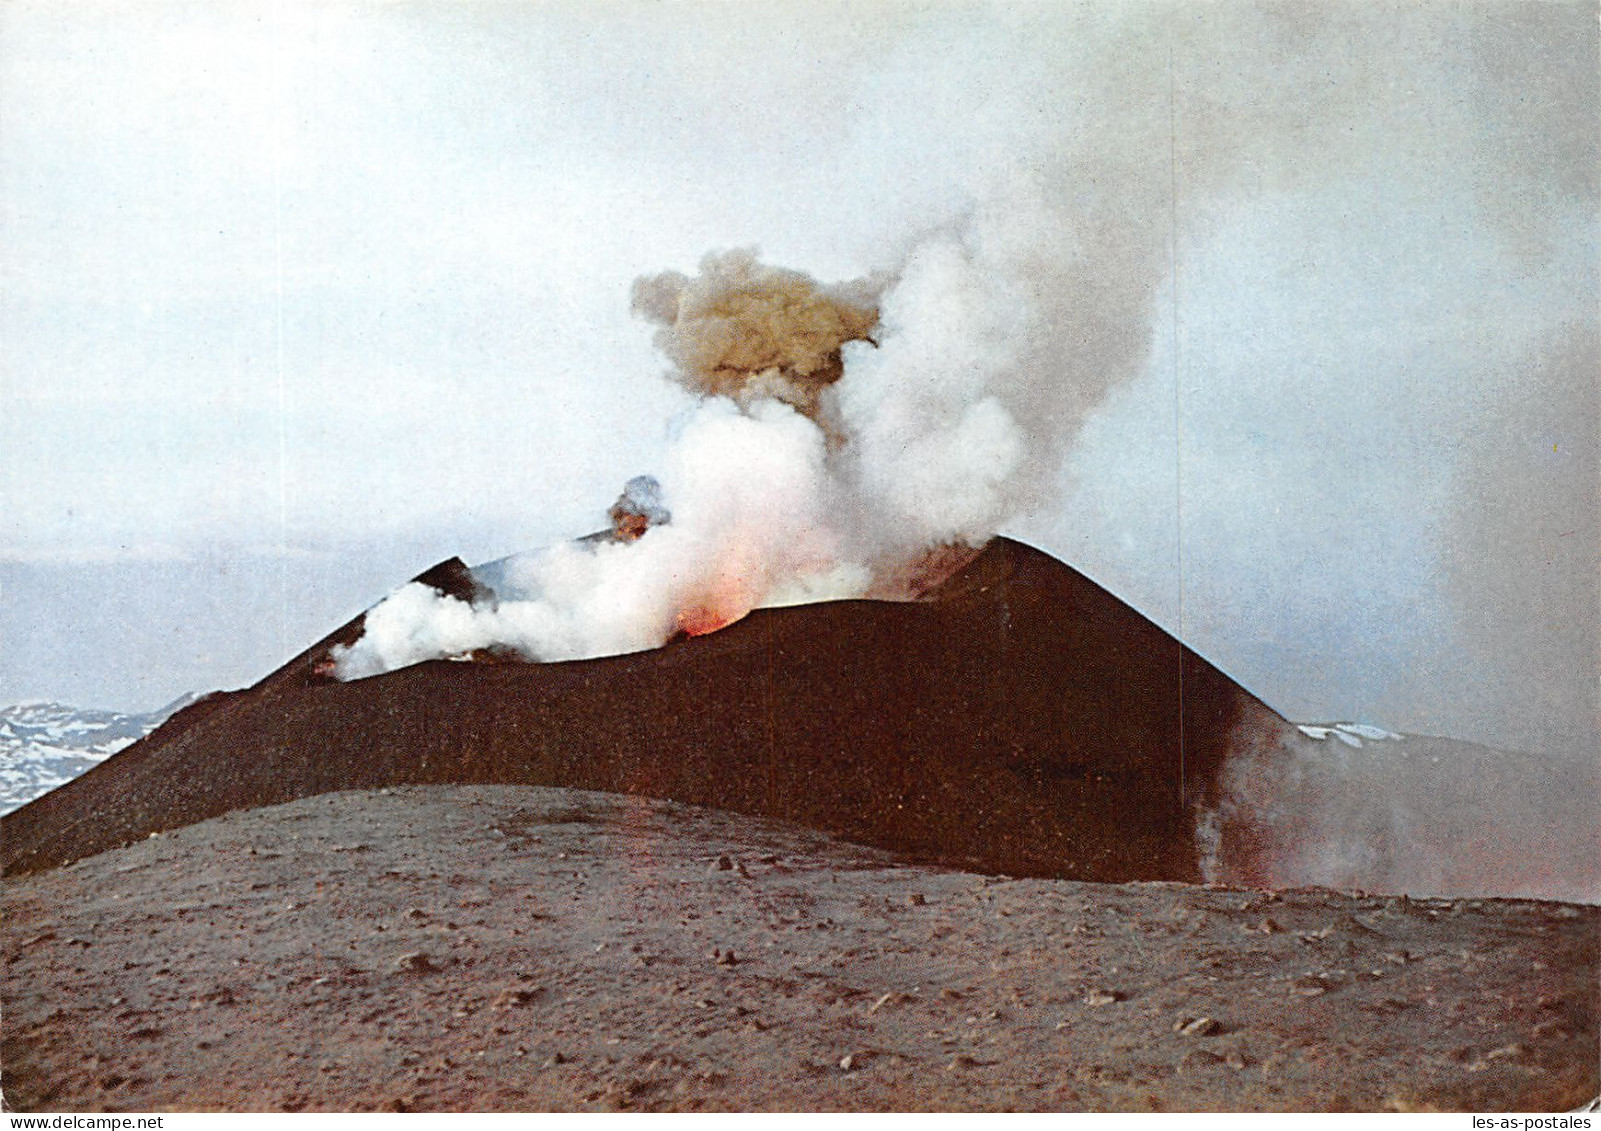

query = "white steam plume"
[[332, 174, 1154, 678], [332, 395, 865, 677]]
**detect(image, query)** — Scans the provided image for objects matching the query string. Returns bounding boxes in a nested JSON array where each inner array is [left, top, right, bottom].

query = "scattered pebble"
[[495, 987, 544, 1008], [1084, 989, 1122, 1006]]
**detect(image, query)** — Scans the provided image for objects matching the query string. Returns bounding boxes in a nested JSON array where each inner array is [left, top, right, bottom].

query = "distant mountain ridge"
[[0, 695, 200, 815]]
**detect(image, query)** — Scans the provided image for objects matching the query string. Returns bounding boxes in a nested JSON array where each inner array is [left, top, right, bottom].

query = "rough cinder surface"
[[1, 538, 1277, 884], [3, 786, 1595, 1112]]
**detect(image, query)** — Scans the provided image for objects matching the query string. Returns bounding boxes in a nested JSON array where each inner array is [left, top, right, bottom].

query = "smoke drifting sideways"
[[331, 206, 1111, 679], [1200, 717, 1601, 904]]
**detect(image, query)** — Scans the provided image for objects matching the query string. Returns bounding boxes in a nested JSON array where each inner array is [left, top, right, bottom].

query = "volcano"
[[1, 537, 1286, 880]]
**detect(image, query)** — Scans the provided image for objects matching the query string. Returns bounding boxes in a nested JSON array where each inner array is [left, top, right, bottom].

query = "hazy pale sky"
[[2, 1, 1596, 760]]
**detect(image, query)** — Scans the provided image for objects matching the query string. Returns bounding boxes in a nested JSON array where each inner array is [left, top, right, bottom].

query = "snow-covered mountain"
[[0, 695, 201, 816]]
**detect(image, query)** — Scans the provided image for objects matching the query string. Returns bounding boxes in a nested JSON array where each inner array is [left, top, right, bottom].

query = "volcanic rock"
[[2, 537, 1280, 881]]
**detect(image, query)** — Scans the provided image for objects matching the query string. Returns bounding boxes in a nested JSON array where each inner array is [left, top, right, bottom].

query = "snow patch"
[[1295, 721, 1404, 748], [0, 696, 199, 815]]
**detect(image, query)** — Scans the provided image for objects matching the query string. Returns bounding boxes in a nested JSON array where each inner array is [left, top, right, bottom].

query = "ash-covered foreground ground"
[[3, 785, 1596, 1112]]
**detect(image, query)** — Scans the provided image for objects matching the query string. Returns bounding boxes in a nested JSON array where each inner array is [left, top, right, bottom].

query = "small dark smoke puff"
[[607, 475, 671, 542]]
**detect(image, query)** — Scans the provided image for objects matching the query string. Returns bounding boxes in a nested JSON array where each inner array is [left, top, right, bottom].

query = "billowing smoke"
[[333, 390, 865, 676], [1199, 716, 1601, 903], [333, 187, 1134, 678]]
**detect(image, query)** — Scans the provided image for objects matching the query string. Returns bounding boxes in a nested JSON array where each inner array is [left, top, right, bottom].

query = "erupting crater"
[[2, 537, 1280, 882]]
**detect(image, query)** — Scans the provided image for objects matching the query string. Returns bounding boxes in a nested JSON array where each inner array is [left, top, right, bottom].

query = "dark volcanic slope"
[[2, 538, 1282, 881], [3, 786, 1596, 1112]]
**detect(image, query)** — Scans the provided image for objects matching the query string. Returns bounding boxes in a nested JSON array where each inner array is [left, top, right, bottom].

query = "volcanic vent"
[[1, 536, 1283, 880], [325, 227, 1159, 681]]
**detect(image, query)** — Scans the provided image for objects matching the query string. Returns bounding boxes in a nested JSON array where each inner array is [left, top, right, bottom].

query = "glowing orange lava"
[[676, 606, 739, 637], [674, 550, 764, 638]]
